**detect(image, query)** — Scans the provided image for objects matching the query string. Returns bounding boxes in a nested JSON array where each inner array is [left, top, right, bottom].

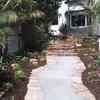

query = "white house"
[[50, 0, 100, 36], [49, 0, 68, 35]]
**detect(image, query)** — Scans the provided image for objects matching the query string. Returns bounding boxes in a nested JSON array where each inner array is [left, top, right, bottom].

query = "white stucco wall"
[[50, 1, 68, 35], [58, 1, 68, 26]]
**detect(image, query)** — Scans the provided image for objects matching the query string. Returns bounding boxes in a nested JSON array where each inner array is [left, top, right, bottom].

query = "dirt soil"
[[80, 53, 100, 100], [1, 36, 100, 100], [76, 36, 100, 100], [1, 53, 43, 100]]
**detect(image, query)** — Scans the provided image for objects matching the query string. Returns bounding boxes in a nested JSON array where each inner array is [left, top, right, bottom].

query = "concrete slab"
[[25, 56, 96, 100]]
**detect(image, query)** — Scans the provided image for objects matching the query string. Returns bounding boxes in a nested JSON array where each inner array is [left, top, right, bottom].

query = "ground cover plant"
[[0, 51, 46, 100], [75, 36, 100, 99]]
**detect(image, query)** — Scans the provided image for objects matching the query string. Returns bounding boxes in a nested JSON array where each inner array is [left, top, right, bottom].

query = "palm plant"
[[0, 0, 59, 32], [0, 0, 45, 27], [36, 0, 59, 33], [0, 0, 59, 52]]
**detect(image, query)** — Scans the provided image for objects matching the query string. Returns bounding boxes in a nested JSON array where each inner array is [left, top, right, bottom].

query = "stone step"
[[47, 48, 74, 50], [46, 52, 78, 56]]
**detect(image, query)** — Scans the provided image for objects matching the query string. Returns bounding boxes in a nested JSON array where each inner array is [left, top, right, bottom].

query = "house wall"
[[66, 0, 100, 36], [65, 10, 90, 35]]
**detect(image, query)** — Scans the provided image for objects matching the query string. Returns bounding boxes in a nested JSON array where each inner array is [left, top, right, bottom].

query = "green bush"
[[2, 82, 13, 92], [59, 24, 69, 39], [14, 70, 26, 81], [0, 56, 6, 71], [95, 55, 100, 65], [10, 96, 15, 100], [38, 51, 46, 66], [12, 63, 26, 81], [21, 21, 48, 52], [88, 71, 100, 84]]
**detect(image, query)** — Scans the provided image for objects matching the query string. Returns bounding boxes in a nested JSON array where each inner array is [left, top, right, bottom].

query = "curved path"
[[25, 56, 96, 100]]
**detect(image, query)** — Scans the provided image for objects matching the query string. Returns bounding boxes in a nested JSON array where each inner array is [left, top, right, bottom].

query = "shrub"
[[14, 70, 26, 81], [2, 82, 13, 92], [0, 56, 6, 71], [88, 71, 100, 84], [21, 21, 48, 52], [38, 51, 46, 66], [95, 55, 100, 66], [11, 63, 26, 81], [59, 24, 69, 39], [11, 63, 20, 71], [0, 35, 7, 49], [10, 96, 14, 100]]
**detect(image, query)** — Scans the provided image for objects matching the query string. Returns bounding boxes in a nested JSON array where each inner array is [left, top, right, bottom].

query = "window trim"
[[70, 14, 88, 28]]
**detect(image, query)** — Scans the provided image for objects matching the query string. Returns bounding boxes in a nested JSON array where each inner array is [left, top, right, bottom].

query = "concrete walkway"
[[25, 56, 96, 100]]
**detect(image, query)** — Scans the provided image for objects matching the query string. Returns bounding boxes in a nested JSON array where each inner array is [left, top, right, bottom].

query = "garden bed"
[[0, 51, 46, 100], [75, 36, 100, 100]]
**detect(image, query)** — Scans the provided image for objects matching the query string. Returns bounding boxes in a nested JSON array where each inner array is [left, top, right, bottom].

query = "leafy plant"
[[38, 51, 46, 66], [14, 70, 26, 81], [22, 22, 48, 52], [76, 48, 85, 53], [0, 56, 6, 71], [86, 56, 94, 62], [10, 96, 15, 100], [95, 56, 100, 66], [0, 92, 4, 97], [2, 82, 13, 92], [0, 35, 7, 49], [88, 71, 100, 84], [59, 24, 69, 39], [11, 63, 20, 71]]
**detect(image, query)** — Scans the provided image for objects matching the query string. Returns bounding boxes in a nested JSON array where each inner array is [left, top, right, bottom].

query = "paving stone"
[[72, 77, 82, 83], [25, 55, 96, 100]]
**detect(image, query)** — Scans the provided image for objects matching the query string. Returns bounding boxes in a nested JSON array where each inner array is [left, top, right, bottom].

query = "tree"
[[0, 0, 60, 52], [0, 0, 45, 27], [35, 0, 59, 33]]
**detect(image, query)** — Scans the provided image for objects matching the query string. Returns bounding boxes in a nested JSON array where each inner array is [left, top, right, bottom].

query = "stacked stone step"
[[47, 44, 78, 56]]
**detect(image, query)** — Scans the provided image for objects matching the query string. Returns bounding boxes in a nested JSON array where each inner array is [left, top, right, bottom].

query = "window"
[[71, 15, 85, 27]]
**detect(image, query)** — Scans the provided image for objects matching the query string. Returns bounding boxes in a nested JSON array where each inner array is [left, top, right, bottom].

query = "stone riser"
[[46, 53, 78, 56]]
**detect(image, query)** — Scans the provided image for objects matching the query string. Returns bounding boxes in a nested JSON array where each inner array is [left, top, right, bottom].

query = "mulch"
[[75, 36, 100, 100], [1, 53, 41, 100], [1, 36, 100, 100], [2, 61, 33, 100], [79, 53, 100, 100]]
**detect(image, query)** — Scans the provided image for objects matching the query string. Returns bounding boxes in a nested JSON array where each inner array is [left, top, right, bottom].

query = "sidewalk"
[[25, 55, 96, 100]]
